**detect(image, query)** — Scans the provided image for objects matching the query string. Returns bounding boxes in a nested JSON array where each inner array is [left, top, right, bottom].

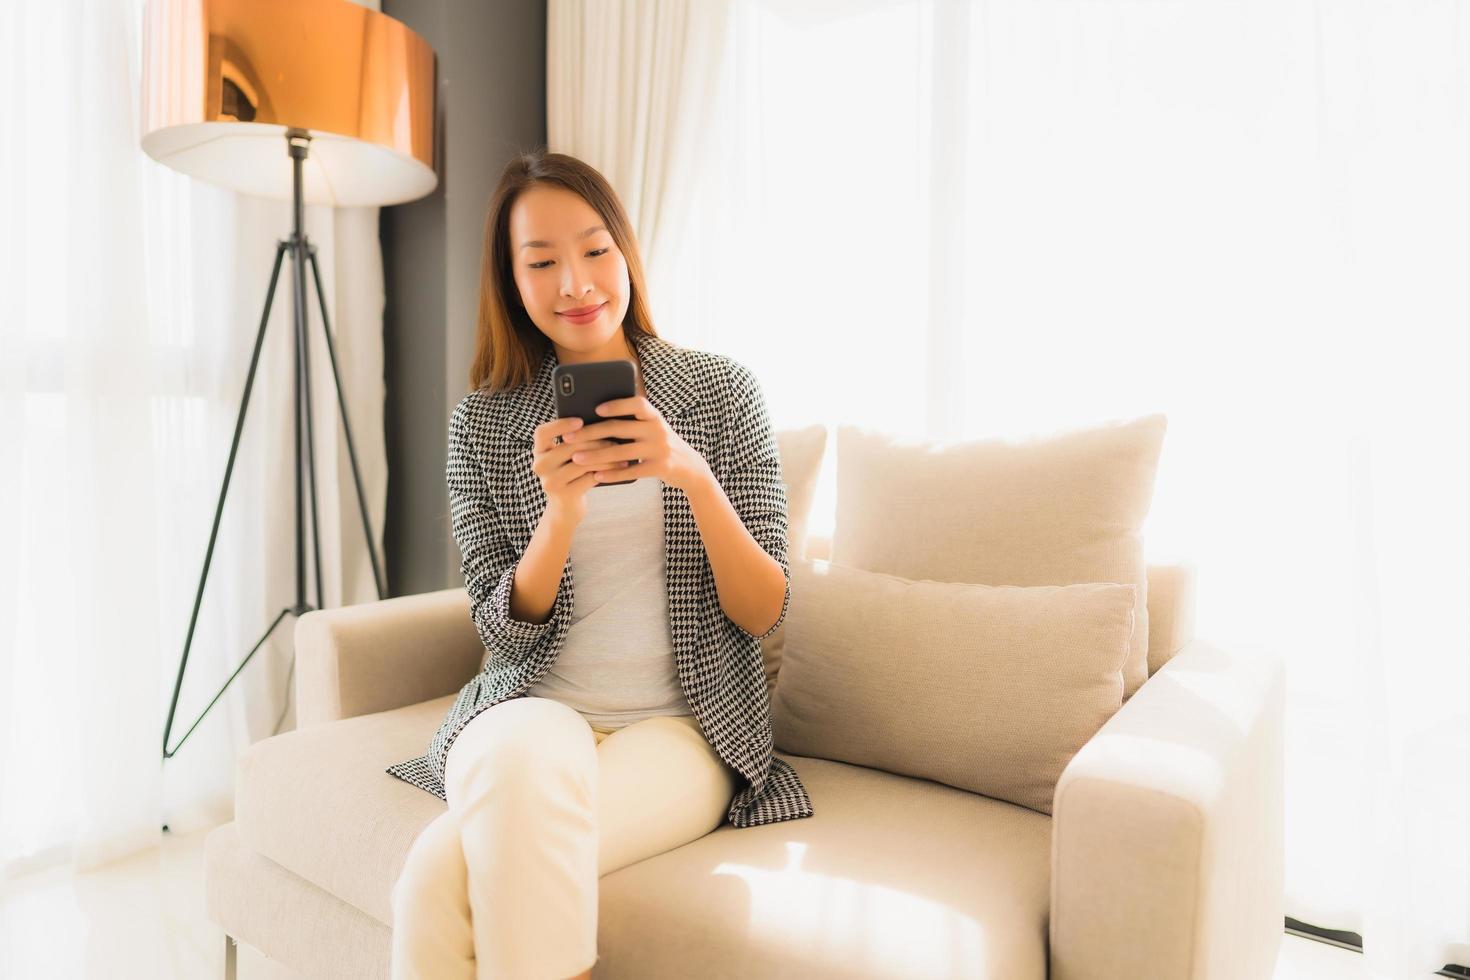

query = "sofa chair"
[[204, 421, 1285, 980]]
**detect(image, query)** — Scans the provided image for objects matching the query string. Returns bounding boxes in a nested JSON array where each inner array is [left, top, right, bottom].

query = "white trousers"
[[390, 696, 741, 980]]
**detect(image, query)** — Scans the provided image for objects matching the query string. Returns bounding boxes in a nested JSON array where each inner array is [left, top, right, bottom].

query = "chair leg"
[[224, 933, 237, 980]]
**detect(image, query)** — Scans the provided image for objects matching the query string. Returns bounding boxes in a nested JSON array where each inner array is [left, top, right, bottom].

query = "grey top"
[[523, 474, 693, 727]]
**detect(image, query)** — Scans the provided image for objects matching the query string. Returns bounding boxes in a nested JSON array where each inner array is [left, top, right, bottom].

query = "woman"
[[385, 149, 814, 980]]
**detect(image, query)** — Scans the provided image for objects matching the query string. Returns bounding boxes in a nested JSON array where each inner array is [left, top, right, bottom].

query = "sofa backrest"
[[800, 531, 1196, 681]]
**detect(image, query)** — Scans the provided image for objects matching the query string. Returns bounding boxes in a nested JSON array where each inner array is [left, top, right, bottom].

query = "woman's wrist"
[[682, 464, 720, 507], [542, 499, 582, 534]]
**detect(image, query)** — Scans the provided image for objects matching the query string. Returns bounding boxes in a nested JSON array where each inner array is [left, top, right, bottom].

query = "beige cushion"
[[810, 539, 1201, 682], [761, 424, 828, 693], [830, 414, 1167, 701], [771, 558, 1136, 815]]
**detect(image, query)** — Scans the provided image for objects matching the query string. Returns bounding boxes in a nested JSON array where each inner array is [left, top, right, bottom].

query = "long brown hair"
[[468, 148, 662, 394]]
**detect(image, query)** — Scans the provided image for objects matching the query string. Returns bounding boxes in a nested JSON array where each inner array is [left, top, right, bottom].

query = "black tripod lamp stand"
[[139, 0, 438, 761]]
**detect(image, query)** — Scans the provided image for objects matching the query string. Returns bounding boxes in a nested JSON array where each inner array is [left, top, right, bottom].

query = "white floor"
[[0, 822, 1381, 980]]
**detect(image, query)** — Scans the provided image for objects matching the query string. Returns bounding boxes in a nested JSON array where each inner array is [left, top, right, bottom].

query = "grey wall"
[[380, 0, 547, 597]]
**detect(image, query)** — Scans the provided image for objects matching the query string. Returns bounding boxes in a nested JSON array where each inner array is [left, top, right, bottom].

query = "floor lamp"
[[140, 0, 438, 766]]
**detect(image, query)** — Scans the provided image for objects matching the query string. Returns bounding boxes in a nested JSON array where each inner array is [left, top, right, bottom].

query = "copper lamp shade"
[[141, 0, 438, 207]]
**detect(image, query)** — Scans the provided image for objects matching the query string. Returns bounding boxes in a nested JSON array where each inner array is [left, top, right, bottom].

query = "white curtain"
[[546, 0, 733, 326], [0, 0, 388, 892], [655, 1, 1469, 977]]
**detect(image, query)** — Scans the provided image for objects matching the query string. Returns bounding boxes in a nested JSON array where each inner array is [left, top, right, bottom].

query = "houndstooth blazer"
[[384, 329, 814, 828]]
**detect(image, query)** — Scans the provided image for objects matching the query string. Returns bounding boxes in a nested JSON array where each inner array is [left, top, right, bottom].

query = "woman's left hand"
[[561, 396, 714, 493]]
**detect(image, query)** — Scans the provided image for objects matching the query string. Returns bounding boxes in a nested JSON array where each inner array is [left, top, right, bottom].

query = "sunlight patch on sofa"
[[711, 842, 990, 974]]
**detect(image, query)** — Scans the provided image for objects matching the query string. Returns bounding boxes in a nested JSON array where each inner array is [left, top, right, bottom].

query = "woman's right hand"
[[532, 417, 629, 525]]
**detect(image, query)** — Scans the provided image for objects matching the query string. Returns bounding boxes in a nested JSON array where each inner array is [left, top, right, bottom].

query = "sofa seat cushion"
[[595, 752, 1052, 979], [238, 699, 1052, 980]]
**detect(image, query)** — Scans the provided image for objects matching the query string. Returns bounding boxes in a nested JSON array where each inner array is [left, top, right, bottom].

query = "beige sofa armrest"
[[293, 587, 485, 728], [1049, 636, 1285, 980]]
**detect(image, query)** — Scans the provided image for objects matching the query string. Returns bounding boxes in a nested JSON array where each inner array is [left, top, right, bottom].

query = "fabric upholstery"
[[829, 414, 1167, 701], [771, 558, 1136, 815], [1050, 635, 1286, 979]]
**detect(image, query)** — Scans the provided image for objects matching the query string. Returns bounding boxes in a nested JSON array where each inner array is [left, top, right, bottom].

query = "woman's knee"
[[443, 697, 596, 802]]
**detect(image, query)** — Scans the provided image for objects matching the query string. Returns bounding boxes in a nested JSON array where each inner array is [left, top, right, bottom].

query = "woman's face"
[[508, 184, 632, 362]]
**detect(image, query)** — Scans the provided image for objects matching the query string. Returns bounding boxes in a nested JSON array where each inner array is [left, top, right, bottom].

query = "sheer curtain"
[[0, 0, 388, 889], [546, 0, 733, 316], [658, 1, 1470, 976]]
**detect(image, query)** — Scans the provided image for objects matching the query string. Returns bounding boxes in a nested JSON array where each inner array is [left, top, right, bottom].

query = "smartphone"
[[551, 359, 641, 488]]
